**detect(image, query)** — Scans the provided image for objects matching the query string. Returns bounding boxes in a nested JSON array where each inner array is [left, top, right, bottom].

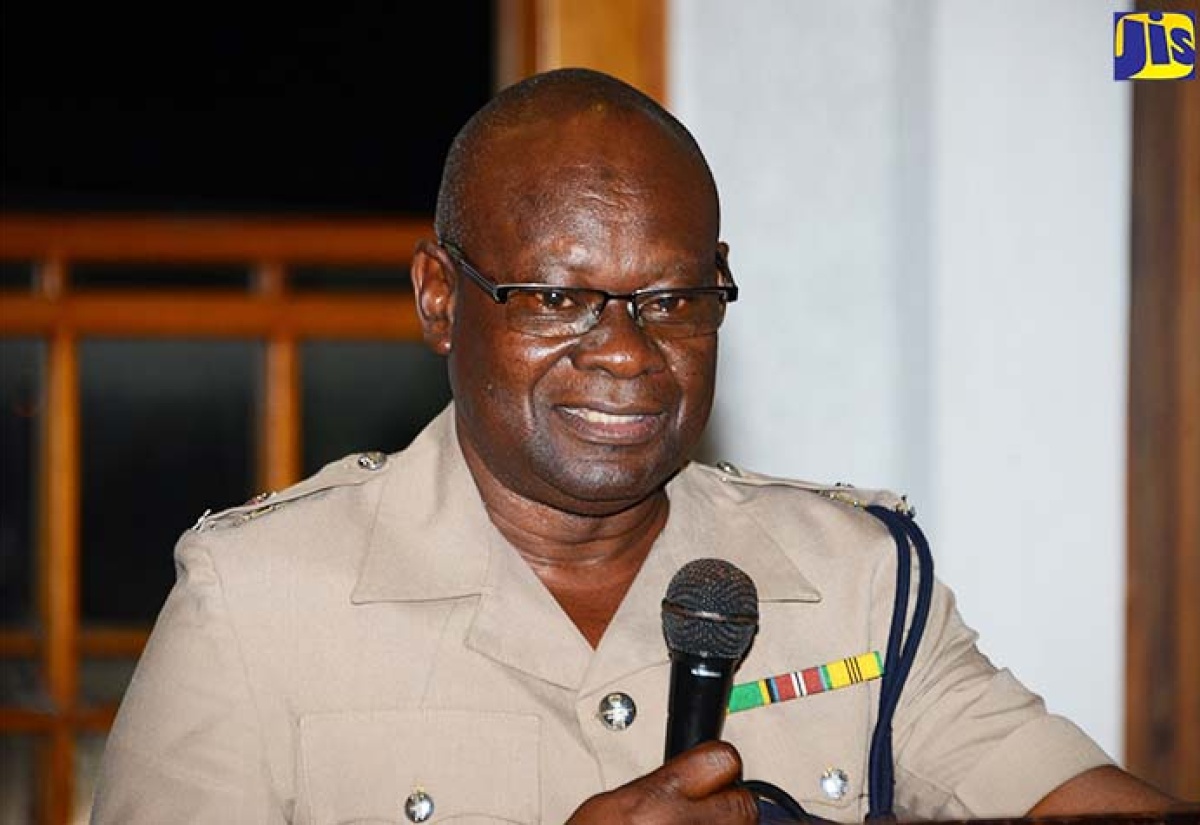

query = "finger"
[[687, 785, 759, 824], [655, 740, 743, 800]]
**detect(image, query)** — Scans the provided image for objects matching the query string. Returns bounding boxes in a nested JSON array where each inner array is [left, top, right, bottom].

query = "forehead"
[[464, 109, 718, 263]]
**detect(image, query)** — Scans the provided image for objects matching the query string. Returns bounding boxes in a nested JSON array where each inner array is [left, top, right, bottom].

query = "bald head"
[[434, 68, 719, 250]]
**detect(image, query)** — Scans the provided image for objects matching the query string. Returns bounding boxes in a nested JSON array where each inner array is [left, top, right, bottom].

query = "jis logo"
[[1114, 11, 1196, 80]]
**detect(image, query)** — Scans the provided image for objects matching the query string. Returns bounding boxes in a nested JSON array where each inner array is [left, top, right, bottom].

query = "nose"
[[569, 298, 667, 378]]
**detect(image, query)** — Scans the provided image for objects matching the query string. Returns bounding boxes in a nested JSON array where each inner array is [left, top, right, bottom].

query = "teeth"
[[566, 408, 647, 424]]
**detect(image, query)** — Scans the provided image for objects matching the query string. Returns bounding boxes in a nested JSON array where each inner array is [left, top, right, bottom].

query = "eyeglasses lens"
[[504, 288, 727, 339]]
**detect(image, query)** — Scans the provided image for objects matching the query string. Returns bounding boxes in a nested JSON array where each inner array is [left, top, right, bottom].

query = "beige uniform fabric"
[[93, 406, 1110, 824]]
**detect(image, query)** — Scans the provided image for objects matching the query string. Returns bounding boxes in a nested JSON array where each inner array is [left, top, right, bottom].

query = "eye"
[[645, 294, 688, 315], [509, 288, 586, 316], [537, 289, 575, 309]]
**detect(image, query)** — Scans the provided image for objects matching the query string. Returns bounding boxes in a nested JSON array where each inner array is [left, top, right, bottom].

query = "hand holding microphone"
[[565, 740, 757, 825], [570, 559, 819, 823]]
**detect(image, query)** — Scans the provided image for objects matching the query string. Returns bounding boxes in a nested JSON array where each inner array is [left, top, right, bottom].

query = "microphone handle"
[[664, 651, 737, 761]]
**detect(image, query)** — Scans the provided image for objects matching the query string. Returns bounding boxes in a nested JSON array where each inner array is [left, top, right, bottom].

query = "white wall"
[[671, 0, 1130, 759]]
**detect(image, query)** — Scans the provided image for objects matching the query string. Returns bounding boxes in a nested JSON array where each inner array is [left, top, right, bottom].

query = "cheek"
[[449, 311, 567, 416], [667, 340, 719, 408]]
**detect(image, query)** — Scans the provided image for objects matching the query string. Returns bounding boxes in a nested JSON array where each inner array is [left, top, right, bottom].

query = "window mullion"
[[36, 256, 79, 825], [257, 262, 301, 492]]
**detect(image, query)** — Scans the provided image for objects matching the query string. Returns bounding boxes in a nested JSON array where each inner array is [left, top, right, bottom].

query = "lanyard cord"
[[864, 506, 935, 822]]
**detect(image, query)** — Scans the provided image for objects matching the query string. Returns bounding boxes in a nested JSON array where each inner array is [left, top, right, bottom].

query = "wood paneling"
[[30, 255, 82, 822], [494, 0, 540, 91], [0, 628, 151, 659], [0, 705, 117, 734], [0, 293, 421, 338], [494, 0, 666, 102], [0, 215, 431, 263], [1126, 0, 1200, 798], [258, 263, 302, 491], [0, 629, 39, 657]]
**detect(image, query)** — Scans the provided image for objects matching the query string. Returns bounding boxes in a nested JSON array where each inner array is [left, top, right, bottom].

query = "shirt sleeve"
[[91, 534, 286, 824], [888, 576, 1113, 820]]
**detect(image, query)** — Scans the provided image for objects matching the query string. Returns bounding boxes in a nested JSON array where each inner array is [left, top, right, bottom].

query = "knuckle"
[[703, 740, 743, 775], [646, 767, 687, 800], [731, 788, 759, 821]]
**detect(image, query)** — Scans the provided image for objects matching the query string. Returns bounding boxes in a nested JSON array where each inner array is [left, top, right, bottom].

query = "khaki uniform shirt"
[[93, 406, 1109, 824]]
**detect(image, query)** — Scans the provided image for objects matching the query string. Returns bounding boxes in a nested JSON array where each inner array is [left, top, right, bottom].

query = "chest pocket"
[[297, 709, 540, 825], [724, 674, 872, 820]]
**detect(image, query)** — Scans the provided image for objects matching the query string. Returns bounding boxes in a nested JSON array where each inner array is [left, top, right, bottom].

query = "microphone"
[[661, 558, 759, 760]]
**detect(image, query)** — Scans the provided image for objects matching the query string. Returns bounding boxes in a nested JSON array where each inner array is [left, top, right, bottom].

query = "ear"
[[717, 241, 731, 280], [410, 239, 458, 356]]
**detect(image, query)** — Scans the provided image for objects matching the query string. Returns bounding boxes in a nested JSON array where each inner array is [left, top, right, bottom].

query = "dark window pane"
[[0, 338, 43, 625], [0, 261, 34, 291], [72, 263, 249, 290], [79, 658, 138, 707], [0, 659, 48, 709], [290, 265, 411, 293], [0, 735, 36, 823], [302, 342, 449, 475], [80, 340, 258, 622]]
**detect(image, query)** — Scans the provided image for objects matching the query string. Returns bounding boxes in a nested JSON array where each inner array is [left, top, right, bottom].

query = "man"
[[94, 68, 1178, 823]]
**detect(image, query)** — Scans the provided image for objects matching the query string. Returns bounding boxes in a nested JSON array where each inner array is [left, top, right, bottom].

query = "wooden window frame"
[[494, 0, 666, 102], [0, 214, 430, 823]]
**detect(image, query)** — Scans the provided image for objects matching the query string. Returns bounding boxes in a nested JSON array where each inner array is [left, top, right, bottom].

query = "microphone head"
[[662, 558, 759, 660]]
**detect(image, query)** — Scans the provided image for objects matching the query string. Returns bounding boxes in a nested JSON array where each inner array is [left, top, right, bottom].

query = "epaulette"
[[190, 450, 392, 532], [694, 460, 916, 517]]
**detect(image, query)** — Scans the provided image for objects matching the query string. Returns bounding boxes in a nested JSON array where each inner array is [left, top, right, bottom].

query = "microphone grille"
[[662, 558, 759, 659]]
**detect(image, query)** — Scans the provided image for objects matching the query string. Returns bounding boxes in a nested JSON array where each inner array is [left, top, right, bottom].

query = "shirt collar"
[[351, 405, 822, 689], [352, 407, 821, 605], [351, 405, 493, 603]]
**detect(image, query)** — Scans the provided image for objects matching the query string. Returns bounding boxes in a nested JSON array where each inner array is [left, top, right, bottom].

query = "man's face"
[[444, 109, 723, 517]]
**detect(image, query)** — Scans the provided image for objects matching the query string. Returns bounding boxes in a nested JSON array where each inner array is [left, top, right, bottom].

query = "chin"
[[535, 457, 680, 515]]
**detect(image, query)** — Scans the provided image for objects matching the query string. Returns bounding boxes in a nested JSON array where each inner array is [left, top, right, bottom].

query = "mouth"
[[555, 405, 665, 444]]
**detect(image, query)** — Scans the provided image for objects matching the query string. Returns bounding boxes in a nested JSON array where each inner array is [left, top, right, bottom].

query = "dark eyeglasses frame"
[[438, 240, 738, 334]]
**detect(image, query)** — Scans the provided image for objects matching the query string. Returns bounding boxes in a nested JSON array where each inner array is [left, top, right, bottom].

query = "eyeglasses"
[[439, 241, 738, 340]]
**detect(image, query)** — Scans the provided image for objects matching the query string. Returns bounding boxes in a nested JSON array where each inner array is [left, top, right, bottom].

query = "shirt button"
[[597, 692, 637, 731], [715, 461, 742, 477], [820, 767, 849, 801], [357, 450, 388, 470], [404, 788, 434, 822]]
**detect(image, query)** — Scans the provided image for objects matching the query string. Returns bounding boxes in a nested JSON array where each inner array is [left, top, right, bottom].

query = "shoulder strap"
[[191, 450, 392, 532], [692, 460, 916, 516]]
